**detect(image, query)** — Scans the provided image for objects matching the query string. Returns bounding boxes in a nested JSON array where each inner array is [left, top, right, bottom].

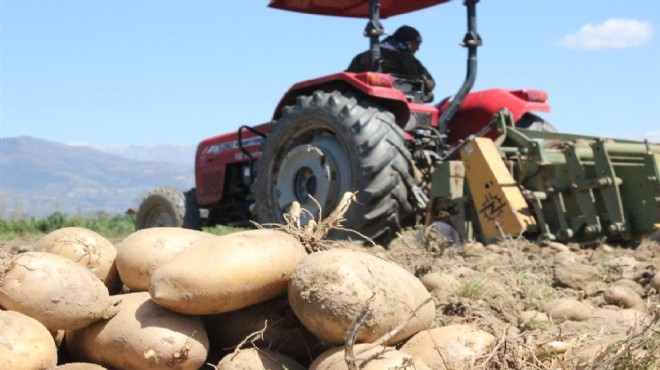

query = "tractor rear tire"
[[253, 90, 416, 245], [135, 187, 201, 230]]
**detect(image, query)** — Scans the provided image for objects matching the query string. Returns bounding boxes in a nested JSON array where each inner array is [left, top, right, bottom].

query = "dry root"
[[262, 192, 374, 253], [343, 296, 434, 369], [583, 307, 660, 370], [228, 320, 269, 355]]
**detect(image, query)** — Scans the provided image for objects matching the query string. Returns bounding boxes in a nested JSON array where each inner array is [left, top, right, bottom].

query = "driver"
[[347, 25, 436, 94]]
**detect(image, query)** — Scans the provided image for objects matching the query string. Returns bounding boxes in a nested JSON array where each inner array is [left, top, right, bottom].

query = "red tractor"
[[136, 0, 554, 244]]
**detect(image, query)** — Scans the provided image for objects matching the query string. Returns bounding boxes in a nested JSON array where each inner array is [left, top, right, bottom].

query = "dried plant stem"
[[345, 301, 374, 370], [343, 296, 434, 369]]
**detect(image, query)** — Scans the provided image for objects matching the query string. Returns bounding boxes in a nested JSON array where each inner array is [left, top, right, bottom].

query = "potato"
[[0, 252, 119, 330], [216, 348, 306, 370], [603, 285, 644, 309], [66, 292, 209, 370], [202, 297, 326, 363], [288, 248, 435, 345], [35, 227, 122, 294], [150, 229, 307, 315], [399, 325, 496, 369], [55, 364, 108, 370], [542, 298, 593, 322], [116, 227, 220, 291], [0, 310, 58, 370], [309, 344, 431, 370], [419, 272, 459, 293]]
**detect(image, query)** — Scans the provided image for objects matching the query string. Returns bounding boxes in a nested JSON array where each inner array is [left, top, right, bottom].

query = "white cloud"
[[559, 19, 653, 50]]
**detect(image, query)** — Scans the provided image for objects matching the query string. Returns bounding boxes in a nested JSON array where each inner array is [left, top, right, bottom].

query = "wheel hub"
[[147, 208, 176, 227], [275, 135, 350, 224], [294, 167, 318, 200]]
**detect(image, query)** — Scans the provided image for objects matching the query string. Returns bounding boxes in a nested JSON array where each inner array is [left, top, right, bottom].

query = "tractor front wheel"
[[135, 187, 201, 230], [253, 90, 416, 245]]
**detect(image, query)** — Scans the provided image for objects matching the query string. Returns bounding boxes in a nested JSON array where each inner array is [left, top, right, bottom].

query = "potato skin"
[[150, 229, 308, 315], [35, 227, 122, 294], [0, 252, 118, 330], [55, 363, 108, 370], [216, 348, 306, 370], [399, 325, 496, 369], [309, 344, 431, 370], [116, 227, 220, 291], [0, 310, 58, 370], [66, 292, 209, 370], [288, 248, 435, 345]]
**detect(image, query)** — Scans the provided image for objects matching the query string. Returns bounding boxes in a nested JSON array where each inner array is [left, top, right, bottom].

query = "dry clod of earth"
[[652, 273, 660, 291], [553, 260, 602, 291]]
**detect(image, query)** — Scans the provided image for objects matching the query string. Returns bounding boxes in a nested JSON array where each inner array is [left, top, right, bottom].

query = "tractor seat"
[[391, 74, 434, 103]]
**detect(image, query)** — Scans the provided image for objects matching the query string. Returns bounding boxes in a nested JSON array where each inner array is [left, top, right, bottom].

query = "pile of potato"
[[0, 226, 496, 370]]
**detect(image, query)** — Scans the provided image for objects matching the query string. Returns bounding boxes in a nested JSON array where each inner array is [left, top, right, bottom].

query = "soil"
[[2, 229, 659, 369], [362, 228, 660, 369]]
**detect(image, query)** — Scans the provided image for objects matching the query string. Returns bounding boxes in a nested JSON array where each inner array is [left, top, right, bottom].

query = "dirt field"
[[369, 229, 660, 369], [2, 229, 659, 369]]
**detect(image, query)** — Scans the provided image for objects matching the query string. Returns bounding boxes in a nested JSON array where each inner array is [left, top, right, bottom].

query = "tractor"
[[136, 0, 660, 246]]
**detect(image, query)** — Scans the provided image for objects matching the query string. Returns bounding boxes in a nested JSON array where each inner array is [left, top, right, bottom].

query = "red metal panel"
[[195, 123, 270, 206], [272, 72, 409, 120], [438, 89, 551, 145], [268, 0, 449, 19]]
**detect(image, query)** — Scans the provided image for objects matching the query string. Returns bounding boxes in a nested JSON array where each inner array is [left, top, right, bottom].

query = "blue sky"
[[2, 0, 659, 147]]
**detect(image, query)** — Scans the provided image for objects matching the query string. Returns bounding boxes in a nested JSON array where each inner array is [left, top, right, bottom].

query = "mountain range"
[[0, 136, 195, 219]]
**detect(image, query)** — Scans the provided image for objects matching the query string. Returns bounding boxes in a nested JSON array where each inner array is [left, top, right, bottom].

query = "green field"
[[0, 212, 243, 241]]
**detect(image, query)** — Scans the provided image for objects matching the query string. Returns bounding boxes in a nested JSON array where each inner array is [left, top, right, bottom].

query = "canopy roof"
[[268, 0, 449, 19]]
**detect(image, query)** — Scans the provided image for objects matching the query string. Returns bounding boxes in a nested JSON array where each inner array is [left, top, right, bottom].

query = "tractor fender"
[[272, 72, 412, 127], [438, 88, 551, 145]]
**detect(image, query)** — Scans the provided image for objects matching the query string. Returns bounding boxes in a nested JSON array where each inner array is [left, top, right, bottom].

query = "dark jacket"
[[347, 46, 435, 93]]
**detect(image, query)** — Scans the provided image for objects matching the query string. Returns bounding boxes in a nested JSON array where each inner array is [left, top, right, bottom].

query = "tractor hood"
[[268, 0, 449, 18]]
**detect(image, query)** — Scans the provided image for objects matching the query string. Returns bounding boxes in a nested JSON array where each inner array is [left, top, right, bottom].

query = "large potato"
[[0, 252, 119, 330], [0, 310, 58, 370], [399, 325, 496, 369], [150, 229, 307, 315], [310, 344, 431, 370], [288, 248, 435, 345], [216, 348, 306, 370], [116, 227, 220, 291], [66, 292, 209, 370], [35, 227, 122, 294]]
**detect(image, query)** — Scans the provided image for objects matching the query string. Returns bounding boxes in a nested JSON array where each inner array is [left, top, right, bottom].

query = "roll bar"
[[438, 0, 482, 143], [363, 0, 482, 151]]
